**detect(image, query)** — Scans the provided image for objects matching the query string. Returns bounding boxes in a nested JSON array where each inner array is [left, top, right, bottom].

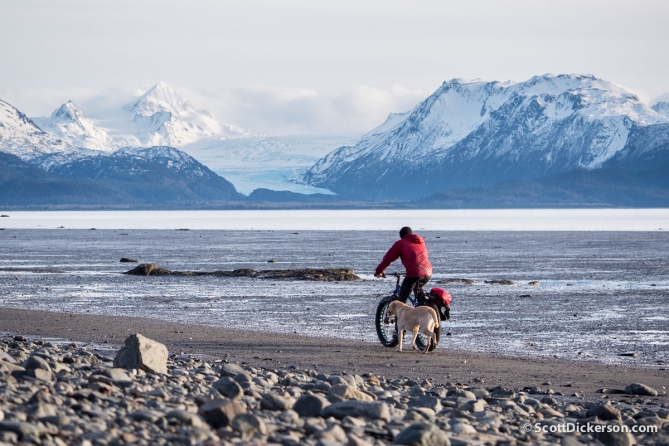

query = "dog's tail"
[[431, 307, 439, 329]]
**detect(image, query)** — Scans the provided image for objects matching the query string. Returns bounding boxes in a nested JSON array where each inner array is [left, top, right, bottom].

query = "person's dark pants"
[[398, 275, 431, 303]]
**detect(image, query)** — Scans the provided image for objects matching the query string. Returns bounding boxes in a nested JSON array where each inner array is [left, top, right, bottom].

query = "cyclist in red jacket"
[[374, 226, 433, 303]]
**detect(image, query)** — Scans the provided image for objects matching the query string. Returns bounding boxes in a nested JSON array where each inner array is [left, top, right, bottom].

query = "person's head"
[[399, 226, 412, 238]]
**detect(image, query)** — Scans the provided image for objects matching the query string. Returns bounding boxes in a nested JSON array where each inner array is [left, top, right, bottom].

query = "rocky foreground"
[[0, 334, 667, 446]]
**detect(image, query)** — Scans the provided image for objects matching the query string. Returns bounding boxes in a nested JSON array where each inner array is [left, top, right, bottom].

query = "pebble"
[[0, 334, 666, 445]]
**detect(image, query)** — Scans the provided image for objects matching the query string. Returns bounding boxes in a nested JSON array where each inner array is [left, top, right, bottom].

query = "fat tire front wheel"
[[375, 298, 398, 347]]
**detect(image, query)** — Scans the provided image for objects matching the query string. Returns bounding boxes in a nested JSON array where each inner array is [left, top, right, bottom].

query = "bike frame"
[[385, 272, 422, 307]]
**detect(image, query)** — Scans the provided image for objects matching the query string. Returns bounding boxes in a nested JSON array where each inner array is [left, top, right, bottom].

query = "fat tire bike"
[[375, 272, 449, 352]]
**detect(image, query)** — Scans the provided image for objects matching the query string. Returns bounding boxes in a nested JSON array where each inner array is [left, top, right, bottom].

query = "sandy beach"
[[2, 307, 666, 402]]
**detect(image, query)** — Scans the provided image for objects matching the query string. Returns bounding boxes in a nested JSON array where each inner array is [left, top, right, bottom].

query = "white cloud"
[[2, 83, 426, 136], [184, 84, 426, 135], [0, 86, 140, 119]]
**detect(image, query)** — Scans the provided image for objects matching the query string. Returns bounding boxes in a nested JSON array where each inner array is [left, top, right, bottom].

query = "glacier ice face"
[[304, 74, 669, 199], [183, 134, 358, 194]]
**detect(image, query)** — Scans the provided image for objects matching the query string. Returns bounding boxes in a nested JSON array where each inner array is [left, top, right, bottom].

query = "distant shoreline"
[[0, 208, 668, 231]]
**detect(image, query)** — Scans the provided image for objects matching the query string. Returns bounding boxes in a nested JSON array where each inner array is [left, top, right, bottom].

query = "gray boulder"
[[165, 410, 207, 428], [624, 383, 658, 396], [199, 399, 246, 428], [328, 384, 375, 402], [322, 401, 390, 421], [593, 429, 636, 446], [27, 368, 53, 382], [212, 377, 244, 400], [260, 393, 295, 411], [24, 355, 51, 372], [220, 363, 248, 378], [316, 424, 347, 442], [394, 422, 451, 446], [408, 395, 443, 412], [587, 404, 622, 421], [0, 422, 40, 441], [293, 393, 330, 417], [129, 410, 165, 423], [232, 413, 267, 440], [113, 333, 168, 375], [27, 402, 57, 418]]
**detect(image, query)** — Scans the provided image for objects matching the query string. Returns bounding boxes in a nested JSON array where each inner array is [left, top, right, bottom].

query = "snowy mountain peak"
[[0, 99, 45, 136], [117, 82, 248, 147], [32, 101, 115, 152], [126, 81, 195, 118], [50, 100, 84, 123], [652, 93, 669, 118], [0, 98, 77, 160]]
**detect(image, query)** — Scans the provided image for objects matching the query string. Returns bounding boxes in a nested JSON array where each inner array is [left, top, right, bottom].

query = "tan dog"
[[387, 301, 438, 353]]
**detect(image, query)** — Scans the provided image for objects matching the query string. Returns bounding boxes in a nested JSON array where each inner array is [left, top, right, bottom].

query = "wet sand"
[[1, 307, 666, 403]]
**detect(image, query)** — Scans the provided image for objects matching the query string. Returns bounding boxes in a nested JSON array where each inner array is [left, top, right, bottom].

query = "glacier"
[[18, 82, 353, 195]]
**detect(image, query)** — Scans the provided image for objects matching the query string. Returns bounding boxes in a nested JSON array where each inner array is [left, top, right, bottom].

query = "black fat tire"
[[415, 302, 441, 352], [375, 298, 398, 347]]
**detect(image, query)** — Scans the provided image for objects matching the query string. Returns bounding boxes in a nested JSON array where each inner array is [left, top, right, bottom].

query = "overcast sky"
[[1, 0, 668, 134]]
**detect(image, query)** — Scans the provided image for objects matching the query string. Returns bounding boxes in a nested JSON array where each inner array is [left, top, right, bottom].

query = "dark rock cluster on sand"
[[483, 280, 515, 285], [437, 279, 474, 285], [124, 264, 362, 282], [1, 334, 667, 445]]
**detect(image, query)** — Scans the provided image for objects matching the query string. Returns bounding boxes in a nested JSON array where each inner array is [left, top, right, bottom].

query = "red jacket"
[[375, 234, 432, 278]]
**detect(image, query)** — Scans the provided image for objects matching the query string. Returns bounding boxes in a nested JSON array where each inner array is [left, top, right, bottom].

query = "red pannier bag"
[[429, 287, 452, 306]]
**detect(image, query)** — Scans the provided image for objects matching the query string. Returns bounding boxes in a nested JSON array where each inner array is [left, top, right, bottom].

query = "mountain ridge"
[[303, 74, 669, 199]]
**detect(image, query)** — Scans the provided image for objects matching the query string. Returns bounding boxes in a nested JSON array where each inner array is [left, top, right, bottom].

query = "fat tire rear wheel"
[[375, 298, 398, 347], [415, 302, 441, 352]]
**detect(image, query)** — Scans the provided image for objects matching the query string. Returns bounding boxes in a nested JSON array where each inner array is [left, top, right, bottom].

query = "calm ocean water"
[[0, 209, 668, 231]]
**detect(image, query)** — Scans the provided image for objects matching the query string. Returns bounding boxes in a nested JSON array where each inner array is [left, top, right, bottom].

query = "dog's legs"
[[410, 329, 419, 351], [423, 330, 434, 353], [396, 330, 404, 352]]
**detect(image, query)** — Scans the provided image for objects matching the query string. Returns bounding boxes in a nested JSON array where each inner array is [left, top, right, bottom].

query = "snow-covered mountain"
[[119, 81, 247, 147], [31, 101, 115, 152], [653, 94, 669, 119], [44, 145, 243, 202], [4, 84, 356, 196], [0, 97, 244, 204], [304, 74, 669, 199], [25, 82, 247, 152], [0, 99, 83, 162]]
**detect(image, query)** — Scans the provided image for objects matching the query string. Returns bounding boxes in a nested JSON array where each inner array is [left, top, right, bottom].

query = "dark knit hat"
[[399, 226, 413, 238]]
